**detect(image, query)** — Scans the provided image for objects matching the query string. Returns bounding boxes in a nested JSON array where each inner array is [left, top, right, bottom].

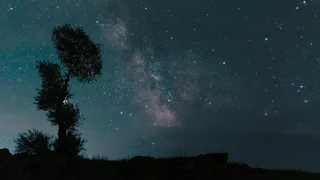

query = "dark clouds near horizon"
[[0, 0, 320, 172]]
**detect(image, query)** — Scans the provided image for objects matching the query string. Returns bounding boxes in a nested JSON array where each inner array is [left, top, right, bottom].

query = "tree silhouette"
[[14, 129, 52, 155], [34, 24, 102, 154]]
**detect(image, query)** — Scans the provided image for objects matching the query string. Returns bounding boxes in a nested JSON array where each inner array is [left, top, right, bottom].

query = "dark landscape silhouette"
[[1, 148, 320, 180], [0, 23, 319, 180]]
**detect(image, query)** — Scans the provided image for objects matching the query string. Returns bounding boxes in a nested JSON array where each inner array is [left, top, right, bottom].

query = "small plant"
[[172, 148, 188, 157], [92, 154, 108, 160], [77, 152, 89, 159]]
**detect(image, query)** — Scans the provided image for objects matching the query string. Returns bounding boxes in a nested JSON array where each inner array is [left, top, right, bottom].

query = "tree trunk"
[[57, 124, 67, 154], [56, 70, 72, 154]]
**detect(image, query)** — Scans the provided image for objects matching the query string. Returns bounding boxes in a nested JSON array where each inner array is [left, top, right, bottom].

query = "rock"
[[0, 148, 12, 157], [0, 148, 13, 175], [0, 148, 12, 164]]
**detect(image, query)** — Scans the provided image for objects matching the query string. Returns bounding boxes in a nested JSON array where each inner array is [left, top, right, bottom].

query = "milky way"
[[96, 14, 236, 128]]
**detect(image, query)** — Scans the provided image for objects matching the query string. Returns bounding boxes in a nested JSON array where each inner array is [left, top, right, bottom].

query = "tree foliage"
[[46, 102, 83, 130], [14, 129, 52, 155], [52, 24, 102, 83], [52, 130, 87, 157], [34, 61, 69, 111]]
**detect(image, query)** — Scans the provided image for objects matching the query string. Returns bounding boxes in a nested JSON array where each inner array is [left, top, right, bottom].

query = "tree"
[[14, 129, 52, 155], [34, 24, 102, 154]]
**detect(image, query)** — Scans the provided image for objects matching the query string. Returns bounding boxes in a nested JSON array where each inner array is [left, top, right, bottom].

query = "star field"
[[0, 0, 320, 172]]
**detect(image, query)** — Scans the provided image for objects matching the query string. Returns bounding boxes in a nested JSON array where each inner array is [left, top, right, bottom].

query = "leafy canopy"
[[52, 24, 102, 83]]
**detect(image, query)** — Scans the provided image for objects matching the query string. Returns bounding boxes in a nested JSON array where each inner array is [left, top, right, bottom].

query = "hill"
[[0, 149, 319, 180]]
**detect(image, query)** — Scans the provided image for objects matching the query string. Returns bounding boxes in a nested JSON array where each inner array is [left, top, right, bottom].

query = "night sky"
[[1, 0, 320, 172]]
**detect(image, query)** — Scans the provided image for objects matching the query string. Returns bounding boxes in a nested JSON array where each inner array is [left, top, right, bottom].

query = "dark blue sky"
[[0, 0, 320, 172]]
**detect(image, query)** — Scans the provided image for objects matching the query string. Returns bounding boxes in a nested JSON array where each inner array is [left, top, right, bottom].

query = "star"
[[63, 99, 68, 104]]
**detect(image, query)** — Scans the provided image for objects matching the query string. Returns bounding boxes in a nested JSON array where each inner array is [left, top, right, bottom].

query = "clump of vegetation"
[[14, 129, 52, 155], [92, 154, 108, 161]]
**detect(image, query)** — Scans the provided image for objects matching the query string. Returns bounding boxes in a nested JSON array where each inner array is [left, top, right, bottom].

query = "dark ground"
[[0, 152, 319, 180]]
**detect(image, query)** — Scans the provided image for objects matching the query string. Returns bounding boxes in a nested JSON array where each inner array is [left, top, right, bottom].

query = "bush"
[[14, 129, 52, 155]]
